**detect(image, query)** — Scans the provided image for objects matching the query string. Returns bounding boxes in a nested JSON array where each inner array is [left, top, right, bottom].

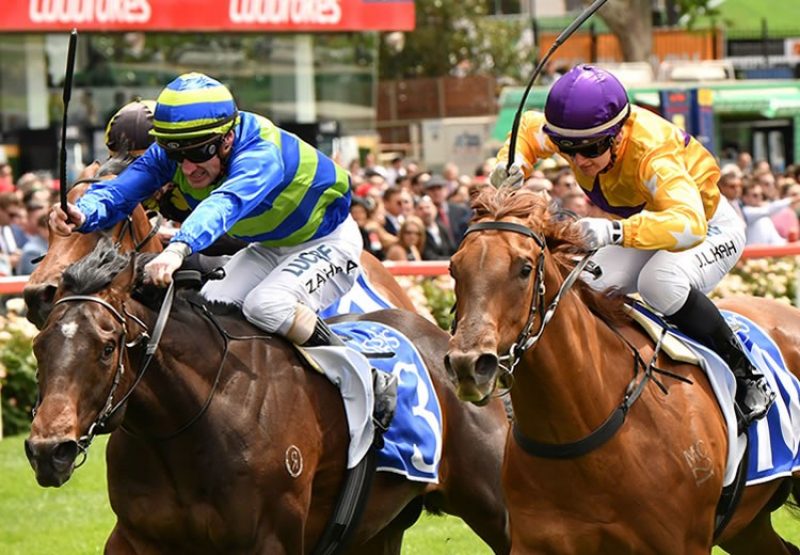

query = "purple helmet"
[[543, 65, 630, 149]]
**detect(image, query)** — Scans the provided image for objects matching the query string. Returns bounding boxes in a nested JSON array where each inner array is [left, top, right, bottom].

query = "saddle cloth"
[[319, 271, 395, 319], [331, 321, 443, 483], [631, 303, 800, 486]]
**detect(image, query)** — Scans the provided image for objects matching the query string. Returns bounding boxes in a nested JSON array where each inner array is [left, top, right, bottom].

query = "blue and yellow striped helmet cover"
[[151, 72, 239, 142]]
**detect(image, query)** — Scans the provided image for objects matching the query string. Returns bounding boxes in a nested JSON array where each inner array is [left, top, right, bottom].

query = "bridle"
[[36, 283, 175, 461], [44, 295, 155, 460], [456, 219, 664, 459], [459, 220, 595, 379]]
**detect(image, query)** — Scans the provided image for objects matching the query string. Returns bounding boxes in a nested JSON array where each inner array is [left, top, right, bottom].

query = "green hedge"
[[0, 300, 39, 437]]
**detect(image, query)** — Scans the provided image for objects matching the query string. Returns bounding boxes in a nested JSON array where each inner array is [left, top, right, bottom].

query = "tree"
[[379, 0, 722, 79], [594, 0, 720, 62], [378, 0, 535, 81]]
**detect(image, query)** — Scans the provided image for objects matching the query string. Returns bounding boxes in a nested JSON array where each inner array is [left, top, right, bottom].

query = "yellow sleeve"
[[496, 111, 559, 176], [621, 154, 708, 251]]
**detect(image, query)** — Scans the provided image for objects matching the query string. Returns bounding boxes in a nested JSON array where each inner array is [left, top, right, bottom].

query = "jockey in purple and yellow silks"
[[51, 73, 396, 460], [490, 64, 774, 430]]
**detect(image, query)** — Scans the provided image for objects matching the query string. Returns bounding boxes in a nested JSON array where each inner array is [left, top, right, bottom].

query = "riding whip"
[[507, 0, 609, 167], [59, 28, 78, 214]]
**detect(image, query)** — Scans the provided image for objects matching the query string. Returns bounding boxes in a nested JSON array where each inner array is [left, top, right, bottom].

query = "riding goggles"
[[554, 136, 614, 159], [160, 134, 223, 164]]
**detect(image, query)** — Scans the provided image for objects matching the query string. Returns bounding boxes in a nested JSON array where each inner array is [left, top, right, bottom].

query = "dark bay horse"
[[25, 241, 510, 553], [24, 157, 417, 328], [445, 185, 800, 554]]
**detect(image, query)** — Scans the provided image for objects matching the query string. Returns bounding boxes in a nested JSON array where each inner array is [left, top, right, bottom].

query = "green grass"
[[2, 433, 800, 554]]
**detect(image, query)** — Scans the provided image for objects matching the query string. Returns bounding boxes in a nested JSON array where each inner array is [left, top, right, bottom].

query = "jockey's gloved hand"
[[489, 161, 526, 189], [145, 241, 191, 287], [577, 218, 623, 250]]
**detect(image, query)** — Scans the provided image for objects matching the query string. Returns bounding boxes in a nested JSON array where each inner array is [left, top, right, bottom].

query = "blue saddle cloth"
[[331, 321, 443, 483], [320, 273, 394, 319], [633, 304, 800, 485]]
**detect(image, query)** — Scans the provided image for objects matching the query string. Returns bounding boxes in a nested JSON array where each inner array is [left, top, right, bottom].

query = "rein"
[[47, 283, 176, 460], [460, 219, 659, 459]]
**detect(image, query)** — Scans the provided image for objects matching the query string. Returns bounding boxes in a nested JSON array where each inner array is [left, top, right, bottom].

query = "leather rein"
[[459, 220, 659, 459]]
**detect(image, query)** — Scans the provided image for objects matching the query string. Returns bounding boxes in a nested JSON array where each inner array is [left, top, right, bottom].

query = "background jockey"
[[104, 96, 245, 256], [104, 98, 157, 158], [489, 64, 774, 430], [50, 72, 397, 449]]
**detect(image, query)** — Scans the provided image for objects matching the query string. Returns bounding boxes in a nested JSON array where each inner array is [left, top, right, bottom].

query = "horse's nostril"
[[52, 441, 79, 466], [24, 438, 35, 463], [444, 354, 453, 377], [474, 353, 499, 380]]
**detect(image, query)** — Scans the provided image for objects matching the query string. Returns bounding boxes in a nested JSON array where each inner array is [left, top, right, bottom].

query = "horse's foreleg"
[[719, 508, 795, 555], [104, 523, 142, 555]]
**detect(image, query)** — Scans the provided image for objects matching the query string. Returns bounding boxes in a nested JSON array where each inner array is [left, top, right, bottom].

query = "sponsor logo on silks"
[[29, 0, 152, 23], [228, 0, 343, 25]]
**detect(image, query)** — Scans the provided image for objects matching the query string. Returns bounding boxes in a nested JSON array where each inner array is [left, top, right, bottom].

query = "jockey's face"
[[572, 148, 612, 178], [178, 131, 234, 189], [180, 156, 223, 189]]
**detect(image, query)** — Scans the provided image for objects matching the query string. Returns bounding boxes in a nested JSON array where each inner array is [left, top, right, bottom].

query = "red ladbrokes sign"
[[4, 0, 415, 32]]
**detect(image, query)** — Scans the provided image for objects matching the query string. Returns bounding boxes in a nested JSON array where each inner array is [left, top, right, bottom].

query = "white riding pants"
[[201, 216, 364, 334], [584, 197, 745, 316]]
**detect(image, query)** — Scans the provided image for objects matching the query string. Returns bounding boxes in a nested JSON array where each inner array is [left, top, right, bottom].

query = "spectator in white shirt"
[[741, 183, 800, 245]]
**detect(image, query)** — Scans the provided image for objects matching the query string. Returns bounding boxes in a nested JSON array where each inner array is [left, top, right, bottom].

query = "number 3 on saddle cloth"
[[632, 303, 800, 487], [315, 274, 443, 483]]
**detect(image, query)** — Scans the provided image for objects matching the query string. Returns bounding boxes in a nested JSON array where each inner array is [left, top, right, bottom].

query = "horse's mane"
[[61, 237, 132, 295], [62, 239, 243, 321], [470, 185, 630, 326]]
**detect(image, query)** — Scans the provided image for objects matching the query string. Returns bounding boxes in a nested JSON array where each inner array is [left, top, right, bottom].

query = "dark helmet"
[[105, 99, 156, 155], [543, 65, 630, 149], [150, 72, 239, 147]]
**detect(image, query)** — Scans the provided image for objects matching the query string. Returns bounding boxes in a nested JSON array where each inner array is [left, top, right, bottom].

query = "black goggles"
[[161, 135, 222, 164], [555, 136, 614, 159]]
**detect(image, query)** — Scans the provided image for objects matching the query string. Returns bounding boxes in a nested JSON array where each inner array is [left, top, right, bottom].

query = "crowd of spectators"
[[343, 152, 593, 263], [716, 153, 800, 246], [3, 148, 798, 278], [0, 163, 56, 277]]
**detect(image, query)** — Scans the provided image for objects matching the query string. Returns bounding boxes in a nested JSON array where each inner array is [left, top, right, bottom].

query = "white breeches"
[[584, 197, 745, 316], [201, 216, 364, 334]]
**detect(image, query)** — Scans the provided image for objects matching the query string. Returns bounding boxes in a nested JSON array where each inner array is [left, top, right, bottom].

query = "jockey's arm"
[[495, 111, 558, 177], [620, 155, 709, 252], [76, 146, 174, 233]]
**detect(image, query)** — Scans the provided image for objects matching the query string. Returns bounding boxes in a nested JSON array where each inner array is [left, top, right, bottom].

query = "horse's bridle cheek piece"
[[460, 220, 591, 377], [46, 294, 151, 459]]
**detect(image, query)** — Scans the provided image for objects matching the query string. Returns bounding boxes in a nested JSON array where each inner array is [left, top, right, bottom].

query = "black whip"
[[507, 0, 609, 167], [59, 29, 78, 214]]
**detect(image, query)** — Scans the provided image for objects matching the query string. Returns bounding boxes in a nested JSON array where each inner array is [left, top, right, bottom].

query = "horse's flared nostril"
[[474, 353, 499, 382], [52, 440, 79, 468]]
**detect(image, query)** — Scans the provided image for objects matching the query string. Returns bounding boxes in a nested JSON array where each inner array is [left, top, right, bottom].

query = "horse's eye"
[[520, 263, 533, 279], [103, 343, 116, 358]]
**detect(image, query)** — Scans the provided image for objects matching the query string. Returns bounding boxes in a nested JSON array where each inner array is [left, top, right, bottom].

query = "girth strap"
[[311, 446, 378, 555]]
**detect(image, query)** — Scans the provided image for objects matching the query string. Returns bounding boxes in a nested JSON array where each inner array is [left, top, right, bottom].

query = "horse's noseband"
[[458, 220, 594, 377], [48, 294, 151, 457]]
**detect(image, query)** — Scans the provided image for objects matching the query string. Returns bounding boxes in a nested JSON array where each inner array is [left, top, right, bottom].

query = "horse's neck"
[[121, 299, 224, 434], [120, 299, 285, 437], [511, 262, 634, 445]]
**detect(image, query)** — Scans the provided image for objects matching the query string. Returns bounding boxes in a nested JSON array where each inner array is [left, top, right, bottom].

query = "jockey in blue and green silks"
[[51, 73, 396, 465]]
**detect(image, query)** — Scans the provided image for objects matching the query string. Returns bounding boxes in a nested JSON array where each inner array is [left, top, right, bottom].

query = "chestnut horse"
[[25, 241, 510, 553], [24, 157, 416, 329], [445, 186, 800, 554]]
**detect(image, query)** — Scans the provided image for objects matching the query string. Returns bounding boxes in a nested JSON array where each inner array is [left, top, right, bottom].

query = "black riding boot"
[[666, 288, 775, 431], [302, 318, 398, 432]]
